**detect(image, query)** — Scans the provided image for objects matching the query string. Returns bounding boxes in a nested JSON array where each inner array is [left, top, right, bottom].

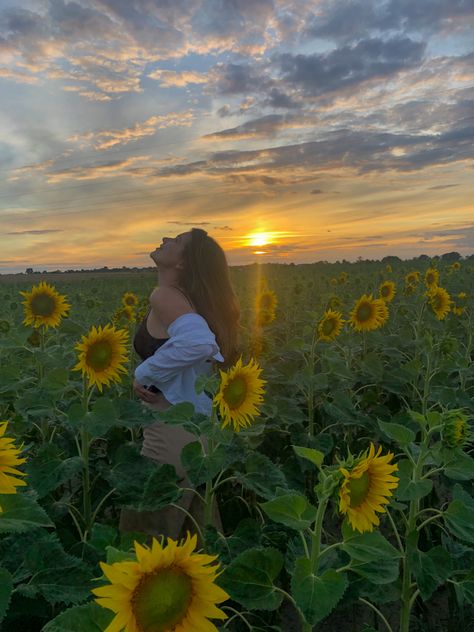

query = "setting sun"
[[247, 232, 273, 247]]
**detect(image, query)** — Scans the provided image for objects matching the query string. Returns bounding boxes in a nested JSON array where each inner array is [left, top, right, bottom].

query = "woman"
[[121, 228, 240, 539]]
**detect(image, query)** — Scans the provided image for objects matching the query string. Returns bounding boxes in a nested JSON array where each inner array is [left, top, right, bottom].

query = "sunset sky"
[[1, 0, 473, 273]]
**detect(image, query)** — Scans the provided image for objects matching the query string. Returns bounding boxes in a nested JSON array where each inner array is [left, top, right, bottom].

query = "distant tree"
[[25, 267, 33, 274], [440, 251, 461, 261]]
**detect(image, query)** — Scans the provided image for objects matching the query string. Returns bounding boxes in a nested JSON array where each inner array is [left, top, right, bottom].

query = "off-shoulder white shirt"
[[134, 312, 224, 415]]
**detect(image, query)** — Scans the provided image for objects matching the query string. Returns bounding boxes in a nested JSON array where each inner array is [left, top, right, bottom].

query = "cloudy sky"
[[1, 0, 473, 272]]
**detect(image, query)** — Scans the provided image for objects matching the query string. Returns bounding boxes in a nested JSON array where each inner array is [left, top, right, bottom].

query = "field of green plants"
[[0, 257, 473, 632]]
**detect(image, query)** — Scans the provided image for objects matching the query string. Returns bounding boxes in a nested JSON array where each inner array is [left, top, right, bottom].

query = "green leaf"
[[445, 485, 474, 544], [238, 452, 288, 500], [40, 367, 69, 392], [410, 546, 452, 600], [26, 444, 83, 498], [396, 459, 433, 501], [292, 446, 324, 468], [378, 420, 416, 445], [260, 492, 317, 530], [452, 571, 474, 606], [0, 567, 13, 623], [42, 601, 114, 632], [181, 441, 239, 486], [108, 443, 182, 511], [291, 560, 347, 625], [219, 547, 284, 611], [342, 530, 402, 562], [0, 493, 53, 532], [16, 532, 92, 606], [445, 451, 474, 480], [156, 402, 195, 425]]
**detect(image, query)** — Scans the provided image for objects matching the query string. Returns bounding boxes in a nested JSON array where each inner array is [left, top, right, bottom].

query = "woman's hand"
[[133, 379, 165, 404]]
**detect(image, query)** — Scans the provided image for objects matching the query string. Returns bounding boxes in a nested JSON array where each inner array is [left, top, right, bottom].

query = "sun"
[[247, 232, 273, 247]]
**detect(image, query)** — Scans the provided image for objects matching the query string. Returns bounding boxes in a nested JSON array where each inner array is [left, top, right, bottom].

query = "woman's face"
[[150, 231, 192, 268]]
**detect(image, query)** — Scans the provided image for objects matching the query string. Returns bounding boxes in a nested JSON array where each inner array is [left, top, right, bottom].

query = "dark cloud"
[[226, 174, 285, 186], [6, 229, 63, 235], [212, 62, 272, 96], [277, 37, 426, 97], [310, 189, 323, 195], [204, 114, 299, 139], [428, 184, 458, 190], [305, 0, 474, 42], [166, 220, 211, 225]]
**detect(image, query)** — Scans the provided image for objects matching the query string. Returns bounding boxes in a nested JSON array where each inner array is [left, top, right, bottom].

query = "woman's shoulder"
[[150, 286, 195, 329]]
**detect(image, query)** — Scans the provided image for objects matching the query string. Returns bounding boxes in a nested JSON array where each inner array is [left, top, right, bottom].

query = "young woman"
[[120, 228, 240, 539]]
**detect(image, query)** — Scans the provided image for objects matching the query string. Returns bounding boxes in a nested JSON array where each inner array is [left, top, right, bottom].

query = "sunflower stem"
[[399, 441, 428, 632], [204, 406, 218, 531], [307, 330, 317, 437], [310, 497, 329, 572], [80, 378, 93, 541]]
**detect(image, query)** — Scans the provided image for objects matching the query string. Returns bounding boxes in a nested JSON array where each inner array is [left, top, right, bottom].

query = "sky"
[[0, 0, 473, 273]]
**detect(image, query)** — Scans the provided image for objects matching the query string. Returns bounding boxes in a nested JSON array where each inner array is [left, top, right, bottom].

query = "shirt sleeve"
[[134, 313, 224, 386]]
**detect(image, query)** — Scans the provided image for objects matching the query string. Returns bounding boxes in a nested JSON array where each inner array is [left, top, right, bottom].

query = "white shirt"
[[134, 312, 224, 415]]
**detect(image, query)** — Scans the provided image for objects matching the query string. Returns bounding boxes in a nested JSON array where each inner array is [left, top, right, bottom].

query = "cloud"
[[305, 0, 474, 42], [310, 189, 323, 194], [277, 37, 426, 97], [203, 113, 314, 141], [6, 229, 63, 235], [69, 112, 195, 150], [148, 69, 208, 87]]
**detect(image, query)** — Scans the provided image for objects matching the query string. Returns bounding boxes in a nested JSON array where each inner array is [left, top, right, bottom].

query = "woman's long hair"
[[179, 228, 240, 367]]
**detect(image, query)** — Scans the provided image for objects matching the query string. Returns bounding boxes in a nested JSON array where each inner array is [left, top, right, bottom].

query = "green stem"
[[310, 497, 329, 572], [359, 598, 393, 632], [417, 513, 443, 532], [80, 378, 92, 541], [400, 445, 427, 632], [308, 332, 317, 437], [204, 406, 217, 528]]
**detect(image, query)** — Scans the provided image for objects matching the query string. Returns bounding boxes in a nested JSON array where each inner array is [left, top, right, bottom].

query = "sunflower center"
[[223, 376, 248, 409], [453, 420, 468, 444], [427, 274, 435, 284], [348, 470, 370, 507], [381, 286, 389, 297], [31, 293, 55, 317], [86, 341, 113, 371], [322, 318, 336, 336], [259, 295, 272, 310], [133, 568, 193, 632], [432, 294, 443, 309], [356, 302, 373, 322]]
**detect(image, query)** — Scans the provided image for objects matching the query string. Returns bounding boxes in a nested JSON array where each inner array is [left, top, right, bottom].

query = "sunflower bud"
[[442, 411, 471, 448]]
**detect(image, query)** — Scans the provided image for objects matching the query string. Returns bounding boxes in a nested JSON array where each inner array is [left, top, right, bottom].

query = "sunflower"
[[339, 443, 398, 533], [349, 294, 388, 332], [424, 267, 439, 289], [122, 292, 139, 308], [338, 271, 348, 284], [450, 261, 461, 271], [404, 283, 416, 296], [426, 286, 451, 320], [443, 411, 471, 448], [385, 264, 392, 274], [379, 281, 396, 303], [317, 310, 344, 342], [74, 324, 129, 391], [405, 271, 420, 285], [0, 422, 27, 506], [256, 290, 277, 327], [20, 282, 70, 329], [0, 320, 10, 334], [113, 306, 136, 325], [93, 533, 228, 632], [327, 295, 342, 310], [214, 357, 265, 431]]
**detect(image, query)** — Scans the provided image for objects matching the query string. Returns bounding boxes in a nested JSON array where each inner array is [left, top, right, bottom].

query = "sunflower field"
[[0, 257, 473, 632]]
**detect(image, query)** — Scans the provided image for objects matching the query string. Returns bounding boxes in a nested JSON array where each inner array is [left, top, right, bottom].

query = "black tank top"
[[133, 286, 194, 361]]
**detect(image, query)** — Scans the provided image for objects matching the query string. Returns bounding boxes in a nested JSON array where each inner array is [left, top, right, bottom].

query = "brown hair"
[[179, 228, 240, 367]]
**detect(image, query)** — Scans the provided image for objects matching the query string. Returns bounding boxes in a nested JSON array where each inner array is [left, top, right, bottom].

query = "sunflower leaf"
[[444, 485, 474, 544], [292, 446, 324, 468], [260, 492, 317, 530], [410, 545, 452, 600], [0, 567, 13, 624], [238, 452, 288, 500], [26, 444, 83, 499], [0, 493, 53, 533], [378, 420, 416, 445], [42, 601, 114, 632], [291, 560, 348, 624], [218, 547, 284, 610]]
